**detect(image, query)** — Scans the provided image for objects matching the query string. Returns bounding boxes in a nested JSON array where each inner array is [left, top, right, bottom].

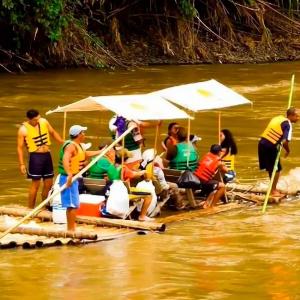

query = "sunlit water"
[[1, 62, 300, 299]]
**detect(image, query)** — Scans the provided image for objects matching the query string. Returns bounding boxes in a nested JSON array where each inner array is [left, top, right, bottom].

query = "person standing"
[[258, 107, 299, 197], [17, 109, 63, 208], [58, 125, 103, 231]]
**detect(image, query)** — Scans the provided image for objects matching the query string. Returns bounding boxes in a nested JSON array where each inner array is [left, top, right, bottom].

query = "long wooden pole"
[[262, 74, 295, 213], [0, 126, 136, 240]]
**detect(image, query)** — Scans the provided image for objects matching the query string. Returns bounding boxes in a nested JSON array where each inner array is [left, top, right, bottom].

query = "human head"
[[26, 109, 40, 126], [69, 125, 87, 140], [177, 126, 187, 142], [210, 144, 222, 155], [98, 140, 115, 161], [287, 107, 300, 123], [220, 129, 233, 143], [168, 122, 179, 135]]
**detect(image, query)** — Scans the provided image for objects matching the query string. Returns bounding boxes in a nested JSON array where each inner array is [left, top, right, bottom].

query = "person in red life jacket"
[[17, 109, 64, 208], [258, 107, 299, 197], [194, 144, 229, 208], [162, 122, 180, 151]]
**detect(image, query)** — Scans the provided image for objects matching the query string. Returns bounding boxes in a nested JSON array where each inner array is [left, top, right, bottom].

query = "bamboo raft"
[[0, 202, 245, 250]]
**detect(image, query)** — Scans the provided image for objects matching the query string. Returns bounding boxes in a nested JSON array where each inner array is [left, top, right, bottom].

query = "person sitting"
[[165, 126, 198, 171], [194, 144, 229, 208], [141, 148, 185, 210], [88, 140, 154, 221], [161, 122, 179, 151], [220, 129, 237, 183]]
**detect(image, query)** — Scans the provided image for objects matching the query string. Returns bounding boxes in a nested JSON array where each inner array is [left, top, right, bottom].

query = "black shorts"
[[201, 180, 219, 195], [258, 139, 282, 173], [28, 152, 54, 180]]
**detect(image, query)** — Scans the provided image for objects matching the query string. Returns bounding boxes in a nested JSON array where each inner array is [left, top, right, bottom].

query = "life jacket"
[[23, 118, 51, 152], [124, 121, 141, 151], [261, 115, 287, 144], [169, 142, 198, 171], [164, 136, 177, 148], [58, 141, 85, 175], [194, 152, 220, 182], [221, 153, 235, 171]]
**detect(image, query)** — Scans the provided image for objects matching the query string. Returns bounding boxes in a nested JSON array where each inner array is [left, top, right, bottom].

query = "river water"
[[1, 62, 300, 299]]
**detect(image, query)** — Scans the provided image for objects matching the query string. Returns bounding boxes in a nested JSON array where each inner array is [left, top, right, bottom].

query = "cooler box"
[[77, 194, 105, 217]]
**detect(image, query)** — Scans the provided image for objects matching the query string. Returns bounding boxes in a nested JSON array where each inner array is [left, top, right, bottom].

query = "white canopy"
[[152, 79, 252, 111], [46, 94, 191, 120]]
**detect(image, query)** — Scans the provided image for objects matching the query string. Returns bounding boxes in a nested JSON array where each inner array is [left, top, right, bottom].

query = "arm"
[[17, 126, 27, 175], [85, 149, 103, 158], [281, 121, 291, 157], [62, 144, 76, 187], [47, 120, 64, 144]]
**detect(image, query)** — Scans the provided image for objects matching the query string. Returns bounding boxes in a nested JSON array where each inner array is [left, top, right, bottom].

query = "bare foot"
[[138, 216, 155, 222], [271, 190, 286, 197]]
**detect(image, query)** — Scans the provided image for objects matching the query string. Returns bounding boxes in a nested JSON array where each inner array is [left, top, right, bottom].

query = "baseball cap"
[[189, 134, 202, 143], [69, 125, 87, 137]]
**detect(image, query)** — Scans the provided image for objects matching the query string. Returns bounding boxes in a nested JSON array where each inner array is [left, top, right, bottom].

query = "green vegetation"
[[0, 0, 300, 71]]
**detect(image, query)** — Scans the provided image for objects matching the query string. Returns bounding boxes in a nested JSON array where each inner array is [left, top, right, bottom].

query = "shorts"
[[28, 152, 54, 180], [258, 139, 282, 173], [201, 180, 219, 195], [59, 175, 80, 209]]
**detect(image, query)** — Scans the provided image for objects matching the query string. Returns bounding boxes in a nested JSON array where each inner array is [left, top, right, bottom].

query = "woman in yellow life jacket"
[[220, 129, 237, 183]]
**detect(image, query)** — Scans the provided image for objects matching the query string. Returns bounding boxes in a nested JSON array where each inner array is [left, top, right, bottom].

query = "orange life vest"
[[194, 152, 220, 182]]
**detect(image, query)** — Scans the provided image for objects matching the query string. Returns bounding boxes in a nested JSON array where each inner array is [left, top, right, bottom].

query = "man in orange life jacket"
[[58, 125, 104, 231], [258, 107, 299, 197], [194, 144, 228, 208], [17, 109, 63, 208]]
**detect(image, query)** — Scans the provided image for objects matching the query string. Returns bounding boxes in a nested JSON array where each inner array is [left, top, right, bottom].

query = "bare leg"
[[270, 171, 280, 195], [138, 196, 152, 220], [210, 185, 225, 207], [66, 208, 77, 231], [28, 179, 41, 208], [42, 177, 53, 200]]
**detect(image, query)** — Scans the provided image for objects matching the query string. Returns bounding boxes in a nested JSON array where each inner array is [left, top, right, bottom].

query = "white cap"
[[141, 149, 155, 169], [69, 125, 87, 137], [190, 134, 202, 143]]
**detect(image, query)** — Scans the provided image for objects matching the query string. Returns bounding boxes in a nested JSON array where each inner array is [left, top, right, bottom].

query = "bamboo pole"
[[262, 74, 295, 213], [0, 206, 166, 232], [218, 111, 221, 144], [0, 225, 98, 240], [0, 126, 136, 240], [63, 111, 67, 140]]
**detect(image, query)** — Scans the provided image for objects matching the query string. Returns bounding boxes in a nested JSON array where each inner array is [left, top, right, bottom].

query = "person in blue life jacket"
[[17, 109, 64, 208], [258, 107, 299, 197]]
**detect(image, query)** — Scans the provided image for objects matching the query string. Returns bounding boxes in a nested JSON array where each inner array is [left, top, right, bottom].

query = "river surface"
[[1, 62, 300, 299]]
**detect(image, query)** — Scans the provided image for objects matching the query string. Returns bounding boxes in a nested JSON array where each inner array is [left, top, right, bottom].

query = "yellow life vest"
[[58, 141, 86, 175], [221, 154, 235, 171], [261, 115, 287, 144], [23, 118, 51, 152]]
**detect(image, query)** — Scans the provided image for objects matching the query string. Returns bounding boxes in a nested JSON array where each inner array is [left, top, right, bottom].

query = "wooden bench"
[[82, 177, 151, 219], [163, 168, 197, 208]]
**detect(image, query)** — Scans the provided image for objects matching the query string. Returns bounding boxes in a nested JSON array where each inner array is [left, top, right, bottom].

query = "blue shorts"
[[59, 175, 79, 209]]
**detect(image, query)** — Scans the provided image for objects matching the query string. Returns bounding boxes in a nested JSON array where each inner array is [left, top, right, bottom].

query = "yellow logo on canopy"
[[130, 102, 146, 110], [197, 88, 212, 98]]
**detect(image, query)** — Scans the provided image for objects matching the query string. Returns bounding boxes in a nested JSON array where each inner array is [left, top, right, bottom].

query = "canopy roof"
[[152, 79, 252, 111], [46, 94, 191, 120]]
